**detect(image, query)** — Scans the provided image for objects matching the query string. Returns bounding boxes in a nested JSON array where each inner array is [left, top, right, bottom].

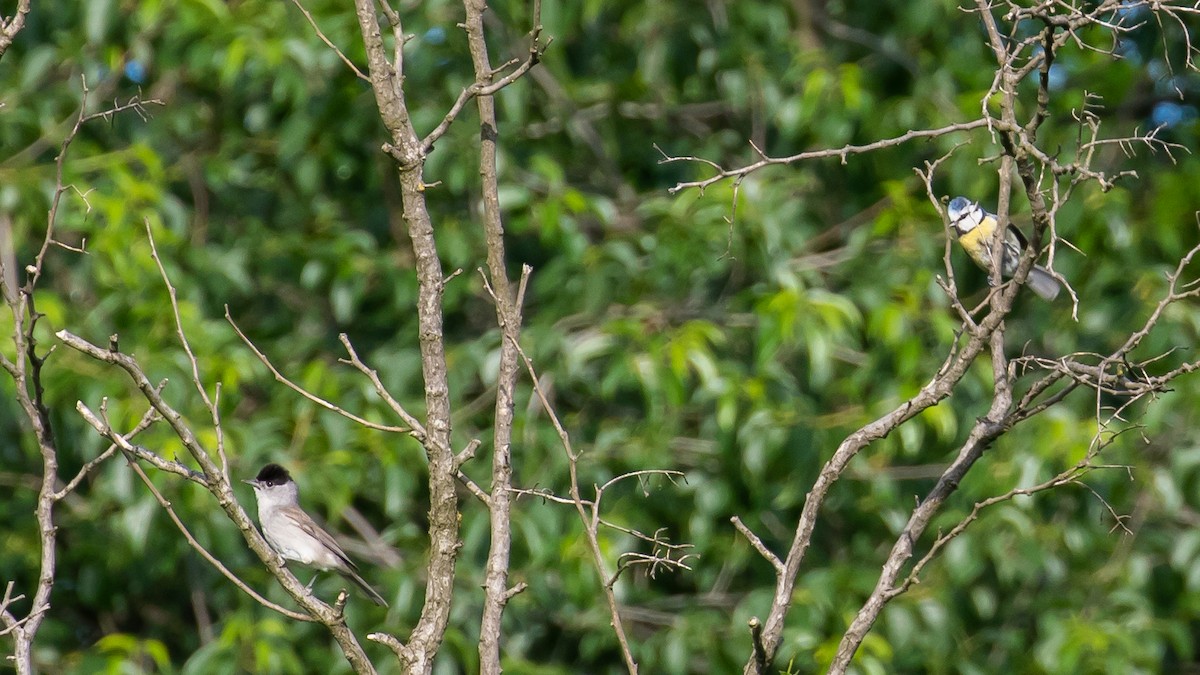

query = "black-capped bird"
[[245, 463, 388, 606]]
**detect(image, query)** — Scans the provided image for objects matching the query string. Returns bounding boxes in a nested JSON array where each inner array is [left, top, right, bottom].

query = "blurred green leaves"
[[0, 0, 1198, 673]]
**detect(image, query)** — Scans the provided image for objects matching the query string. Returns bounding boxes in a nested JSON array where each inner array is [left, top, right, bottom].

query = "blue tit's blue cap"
[[948, 196, 971, 215]]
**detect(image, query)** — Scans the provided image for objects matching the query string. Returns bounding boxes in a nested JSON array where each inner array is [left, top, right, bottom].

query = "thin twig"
[[226, 308, 409, 434], [509, 333, 640, 674], [55, 404, 161, 500], [731, 516, 783, 575], [288, 0, 370, 81], [146, 220, 229, 476], [661, 119, 990, 195]]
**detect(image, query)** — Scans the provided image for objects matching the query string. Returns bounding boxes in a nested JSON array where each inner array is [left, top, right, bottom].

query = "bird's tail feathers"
[[340, 569, 388, 607], [1026, 265, 1061, 301]]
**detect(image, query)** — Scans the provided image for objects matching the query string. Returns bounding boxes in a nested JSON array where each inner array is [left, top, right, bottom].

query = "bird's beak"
[[242, 479, 258, 487]]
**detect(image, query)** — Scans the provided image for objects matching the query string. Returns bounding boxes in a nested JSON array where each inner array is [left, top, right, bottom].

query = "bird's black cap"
[[252, 463, 292, 486]]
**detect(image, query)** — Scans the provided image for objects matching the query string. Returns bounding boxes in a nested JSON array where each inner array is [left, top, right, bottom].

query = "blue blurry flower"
[[1115, 39, 1142, 66], [124, 60, 147, 84], [424, 27, 446, 45], [1116, 1, 1147, 21], [1047, 63, 1066, 91], [1151, 101, 1197, 129]]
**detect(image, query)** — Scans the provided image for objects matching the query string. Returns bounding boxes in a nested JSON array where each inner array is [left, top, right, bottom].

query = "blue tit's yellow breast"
[[957, 215, 998, 268]]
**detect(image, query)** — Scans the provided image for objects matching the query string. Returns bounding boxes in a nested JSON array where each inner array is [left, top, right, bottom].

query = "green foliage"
[[1, 0, 1198, 673]]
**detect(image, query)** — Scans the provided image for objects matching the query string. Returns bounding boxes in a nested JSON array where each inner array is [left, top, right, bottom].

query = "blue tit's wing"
[[1004, 222, 1029, 249], [980, 206, 1030, 249], [982, 208, 1032, 277]]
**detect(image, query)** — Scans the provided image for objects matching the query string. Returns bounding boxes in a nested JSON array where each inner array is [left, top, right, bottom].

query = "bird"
[[946, 196, 1062, 301], [244, 463, 388, 607]]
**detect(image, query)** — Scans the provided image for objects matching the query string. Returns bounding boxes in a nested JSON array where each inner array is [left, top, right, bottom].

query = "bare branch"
[[662, 119, 990, 194], [55, 404, 161, 500], [0, 581, 42, 639], [894, 429, 1141, 601], [831, 331, 1014, 673], [422, 30, 547, 153], [288, 0, 370, 81], [748, 617, 767, 674], [0, 0, 30, 60], [510, 333, 640, 674], [337, 333, 490, 505], [226, 309, 410, 434], [146, 221, 231, 476], [353, 0, 463, 668], [731, 516, 783, 575], [1, 81, 163, 675], [744, 295, 1013, 673], [334, 333, 426, 434]]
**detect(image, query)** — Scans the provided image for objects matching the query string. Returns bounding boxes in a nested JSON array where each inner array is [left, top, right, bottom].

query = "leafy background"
[[1, 0, 1198, 673]]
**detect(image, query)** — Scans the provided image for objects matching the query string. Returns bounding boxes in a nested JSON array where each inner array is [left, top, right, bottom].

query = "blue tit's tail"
[[1027, 265, 1061, 301]]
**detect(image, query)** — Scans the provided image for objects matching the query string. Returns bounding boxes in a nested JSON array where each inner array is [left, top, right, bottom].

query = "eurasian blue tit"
[[947, 196, 1061, 301]]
